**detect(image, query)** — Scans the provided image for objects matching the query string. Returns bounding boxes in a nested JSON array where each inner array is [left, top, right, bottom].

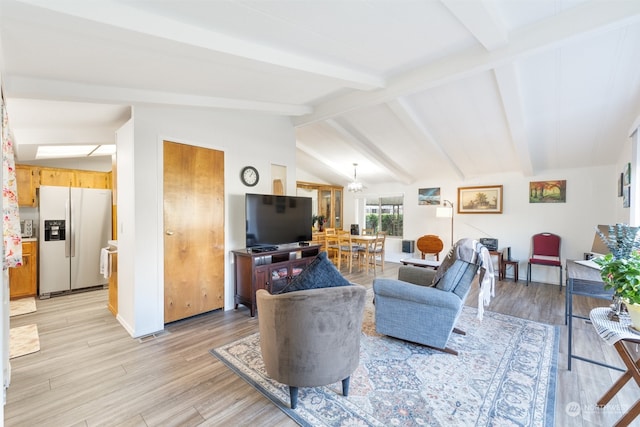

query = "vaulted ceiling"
[[2, 0, 640, 188]]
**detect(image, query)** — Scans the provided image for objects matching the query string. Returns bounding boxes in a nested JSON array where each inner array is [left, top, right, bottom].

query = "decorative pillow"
[[275, 251, 351, 294]]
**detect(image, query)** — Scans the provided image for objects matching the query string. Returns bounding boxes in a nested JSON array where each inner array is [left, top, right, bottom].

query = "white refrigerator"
[[39, 186, 112, 297]]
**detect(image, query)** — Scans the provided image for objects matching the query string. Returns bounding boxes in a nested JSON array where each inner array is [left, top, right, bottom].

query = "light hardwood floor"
[[5, 263, 640, 426]]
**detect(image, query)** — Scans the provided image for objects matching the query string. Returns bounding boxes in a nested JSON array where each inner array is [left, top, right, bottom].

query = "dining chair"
[[325, 232, 340, 266], [357, 237, 375, 274], [312, 230, 327, 253], [416, 235, 444, 260], [337, 231, 359, 273], [369, 232, 386, 273], [526, 232, 562, 292]]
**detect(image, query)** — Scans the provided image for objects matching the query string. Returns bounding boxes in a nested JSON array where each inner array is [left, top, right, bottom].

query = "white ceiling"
[[1, 0, 640, 188]]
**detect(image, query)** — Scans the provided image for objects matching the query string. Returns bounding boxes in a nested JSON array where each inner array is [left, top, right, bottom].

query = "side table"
[[400, 258, 441, 269], [501, 259, 519, 282], [566, 260, 617, 370], [589, 307, 640, 427], [489, 251, 504, 280]]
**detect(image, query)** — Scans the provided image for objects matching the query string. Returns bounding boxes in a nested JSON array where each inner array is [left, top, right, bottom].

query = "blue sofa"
[[373, 260, 479, 355]]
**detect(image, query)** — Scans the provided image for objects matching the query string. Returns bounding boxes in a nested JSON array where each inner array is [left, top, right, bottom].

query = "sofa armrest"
[[373, 278, 461, 310], [397, 265, 437, 286]]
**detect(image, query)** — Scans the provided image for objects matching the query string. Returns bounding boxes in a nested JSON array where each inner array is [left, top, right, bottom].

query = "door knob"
[[166, 230, 174, 235]]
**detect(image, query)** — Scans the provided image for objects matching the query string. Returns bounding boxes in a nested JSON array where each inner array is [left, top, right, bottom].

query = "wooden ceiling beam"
[[295, 0, 640, 126], [14, 0, 385, 91]]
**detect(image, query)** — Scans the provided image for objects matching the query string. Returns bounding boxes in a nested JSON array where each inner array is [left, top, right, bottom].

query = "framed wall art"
[[623, 185, 631, 208], [529, 180, 566, 203], [418, 187, 441, 205], [619, 173, 624, 197], [624, 163, 631, 186], [457, 185, 503, 214]]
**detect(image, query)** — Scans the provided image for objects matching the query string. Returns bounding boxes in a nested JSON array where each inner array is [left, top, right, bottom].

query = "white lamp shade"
[[436, 207, 453, 218]]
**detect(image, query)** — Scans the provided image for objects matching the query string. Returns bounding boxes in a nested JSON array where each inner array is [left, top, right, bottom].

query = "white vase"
[[625, 301, 640, 330]]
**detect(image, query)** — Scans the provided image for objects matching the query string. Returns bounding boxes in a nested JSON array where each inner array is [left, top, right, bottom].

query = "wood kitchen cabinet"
[[9, 241, 38, 299], [108, 252, 118, 315], [16, 165, 112, 203], [39, 167, 75, 187], [38, 166, 110, 189], [15, 164, 38, 207], [233, 244, 321, 316], [75, 170, 110, 189]]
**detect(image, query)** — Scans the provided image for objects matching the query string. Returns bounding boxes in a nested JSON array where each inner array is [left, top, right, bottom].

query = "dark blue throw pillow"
[[276, 251, 351, 294]]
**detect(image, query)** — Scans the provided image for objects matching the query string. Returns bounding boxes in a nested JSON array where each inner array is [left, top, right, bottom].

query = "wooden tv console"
[[232, 244, 321, 317]]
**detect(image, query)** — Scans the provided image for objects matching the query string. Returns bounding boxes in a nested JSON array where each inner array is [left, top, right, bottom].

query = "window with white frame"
[[364, 195, 404, 237]]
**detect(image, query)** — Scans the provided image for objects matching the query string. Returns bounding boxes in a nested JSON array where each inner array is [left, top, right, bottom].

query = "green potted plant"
[[312, 215, 326, 232], [594, 224, 640, 326]]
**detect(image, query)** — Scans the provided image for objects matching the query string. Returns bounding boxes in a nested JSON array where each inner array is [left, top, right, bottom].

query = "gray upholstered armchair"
[[256, 284, 366, 409], [373, 260, 479, 355]]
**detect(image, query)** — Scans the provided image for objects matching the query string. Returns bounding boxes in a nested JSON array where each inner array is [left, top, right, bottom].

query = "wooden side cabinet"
[[233, 244, 321, 316], [15, 164, 38, 207], [9, 240, 38, 299], [108, 252, 118, 315]]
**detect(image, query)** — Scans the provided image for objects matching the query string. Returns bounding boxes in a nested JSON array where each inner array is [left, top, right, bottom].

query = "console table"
[[590, 307, 640, 426], [233, 244, 321, 316], [566, 260, 619, 371]]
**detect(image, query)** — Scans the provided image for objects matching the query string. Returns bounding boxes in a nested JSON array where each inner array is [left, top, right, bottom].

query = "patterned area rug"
[[212, 297, 558, 427], [10, 324, 40, 359], [10, 297, 36, 317]]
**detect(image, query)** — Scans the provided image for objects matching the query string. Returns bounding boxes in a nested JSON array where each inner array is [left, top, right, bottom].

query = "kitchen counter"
[[21, 238, 37, 242]]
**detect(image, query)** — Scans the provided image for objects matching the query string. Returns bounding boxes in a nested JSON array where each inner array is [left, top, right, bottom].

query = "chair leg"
[[559, 266, 563, 293], [342, 377, 350, 396], [348, 252, 353, 274], [289, 386, 298, 409], [526, 263, 531, 286]]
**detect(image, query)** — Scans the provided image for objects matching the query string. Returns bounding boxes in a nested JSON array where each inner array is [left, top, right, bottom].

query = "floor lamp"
[[436, 199, 454, 247]]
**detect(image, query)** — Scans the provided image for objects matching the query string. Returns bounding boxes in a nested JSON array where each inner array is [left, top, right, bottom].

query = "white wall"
[[342, 164, 624, 285], [117, 105, 296, 338], [115, 118, 136, 336]]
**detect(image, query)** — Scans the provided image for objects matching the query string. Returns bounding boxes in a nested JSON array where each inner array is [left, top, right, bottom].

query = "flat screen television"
[[245, 193, 313, 249]]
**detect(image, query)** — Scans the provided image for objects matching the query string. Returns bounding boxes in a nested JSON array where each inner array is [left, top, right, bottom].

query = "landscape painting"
[[529, 180, 566, 203], [458, 185, 502, 214], [418, 187, 441, 205]]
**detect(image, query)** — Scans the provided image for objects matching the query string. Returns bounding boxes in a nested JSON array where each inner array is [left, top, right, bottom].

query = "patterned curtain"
[[2, 95, 22, 270]]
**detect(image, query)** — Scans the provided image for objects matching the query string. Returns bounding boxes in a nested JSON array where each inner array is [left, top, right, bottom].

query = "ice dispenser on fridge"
[[44, 220, 66, 241]]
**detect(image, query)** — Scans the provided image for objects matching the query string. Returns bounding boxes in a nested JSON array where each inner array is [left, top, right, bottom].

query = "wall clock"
[[240, 166, 259, 187]]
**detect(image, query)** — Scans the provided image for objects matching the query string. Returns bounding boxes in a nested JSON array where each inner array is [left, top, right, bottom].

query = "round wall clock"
[[240, 166, 259, 187]]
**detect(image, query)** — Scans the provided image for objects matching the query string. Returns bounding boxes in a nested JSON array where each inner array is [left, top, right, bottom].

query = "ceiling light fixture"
[[347, 163, 363, 192]]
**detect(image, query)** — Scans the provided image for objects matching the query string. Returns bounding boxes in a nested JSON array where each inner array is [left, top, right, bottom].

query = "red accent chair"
[[526, 232, 562, 292]]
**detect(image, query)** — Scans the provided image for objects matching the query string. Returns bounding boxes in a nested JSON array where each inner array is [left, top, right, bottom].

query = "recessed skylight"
[[89, 145, 117, 156], [36, 145, 116, 159]]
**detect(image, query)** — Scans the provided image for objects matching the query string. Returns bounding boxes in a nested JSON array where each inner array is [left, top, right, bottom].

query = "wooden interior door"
[[163, 141, 224, 323]]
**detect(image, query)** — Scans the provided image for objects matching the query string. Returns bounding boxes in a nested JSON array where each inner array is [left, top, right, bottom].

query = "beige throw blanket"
[[432, 238, 495, 320]]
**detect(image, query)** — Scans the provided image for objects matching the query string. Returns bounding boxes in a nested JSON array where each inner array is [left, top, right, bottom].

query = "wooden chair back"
[[416, 235, 444, 260]]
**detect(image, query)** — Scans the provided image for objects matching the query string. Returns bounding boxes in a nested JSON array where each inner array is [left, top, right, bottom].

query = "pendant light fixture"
[[347, 163, 363, 192]]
